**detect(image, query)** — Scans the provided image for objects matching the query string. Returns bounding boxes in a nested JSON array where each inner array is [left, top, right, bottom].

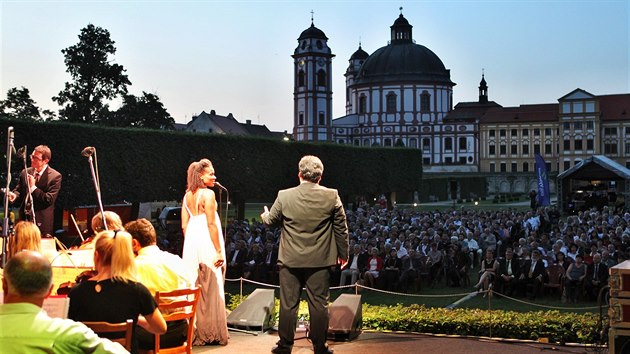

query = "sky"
[[1, 0, 628, 133]]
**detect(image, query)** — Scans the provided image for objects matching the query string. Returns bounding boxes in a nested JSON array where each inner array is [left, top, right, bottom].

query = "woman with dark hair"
[[181, 158, 229, 345], [68, 230, 166, 353]]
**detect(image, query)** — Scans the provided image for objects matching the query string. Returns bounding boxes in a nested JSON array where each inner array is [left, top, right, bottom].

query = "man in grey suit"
[[261, 155, 349, 354]]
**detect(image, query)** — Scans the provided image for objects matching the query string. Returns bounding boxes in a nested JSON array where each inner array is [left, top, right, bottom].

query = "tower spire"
[[311, 9, 314, 25]]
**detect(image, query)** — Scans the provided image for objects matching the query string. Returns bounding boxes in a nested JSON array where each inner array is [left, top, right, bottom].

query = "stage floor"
[[191, 330, 598, 354]]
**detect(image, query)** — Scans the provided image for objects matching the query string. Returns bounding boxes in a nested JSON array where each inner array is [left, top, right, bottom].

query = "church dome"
[[350, 45, 369, 60], [298, 23, 328, 40], [354, 14, 454, 86]]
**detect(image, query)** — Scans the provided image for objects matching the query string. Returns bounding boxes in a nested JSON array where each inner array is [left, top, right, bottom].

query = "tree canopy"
[[0, 87, 45, 121]]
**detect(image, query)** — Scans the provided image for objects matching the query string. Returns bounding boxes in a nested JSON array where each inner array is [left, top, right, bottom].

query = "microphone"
[[214, 181, 228, 191], [16, 145, 27, 159], [81, 146, 95, 157]]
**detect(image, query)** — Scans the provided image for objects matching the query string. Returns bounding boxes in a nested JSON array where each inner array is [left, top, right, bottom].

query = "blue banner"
[[534, 153, 551, 206]]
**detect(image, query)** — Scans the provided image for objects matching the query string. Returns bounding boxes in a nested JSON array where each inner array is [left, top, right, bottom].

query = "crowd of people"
[[222, 203, 628, 303]]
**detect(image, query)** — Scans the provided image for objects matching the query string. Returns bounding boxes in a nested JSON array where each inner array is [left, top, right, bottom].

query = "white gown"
[[181, 191, 229, 345]]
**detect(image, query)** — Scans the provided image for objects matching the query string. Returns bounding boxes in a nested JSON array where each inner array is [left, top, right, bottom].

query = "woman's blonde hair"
[[10, 221, 41, 258], [94, 230, 137, 282], [186, 158, 213, 193], [91, 211, 124, 233]]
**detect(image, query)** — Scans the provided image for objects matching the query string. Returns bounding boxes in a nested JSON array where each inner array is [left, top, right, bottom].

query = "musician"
[[8, 145, 62, 237]]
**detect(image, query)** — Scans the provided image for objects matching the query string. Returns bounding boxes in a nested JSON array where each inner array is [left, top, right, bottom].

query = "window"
[[445, 157, 453, 164], [298, 112, 304, 125], [545, 162, 551, 172], [625, 142, 630, 154], [534, 143, 540, 154], [298, 70, 305, 87], [459, 137, 467, 150], [338, 139, 345, 144], [317, 69, 326, 86], [459, 157, 467, 164], [489, 145, 496, 155], [499, 145, 506, 155], [363, 139, 370, 146], [423, 157, 431, 165], [444, 137, 452, 151], [573, 102, 583, 113], [545, 143, 552, 155], [604, 127, 618, 135], [511, 129, 518, 137], [422, 138, 430, 149], [522, 144, 529, 155], [511, 162, 517, 172], [574, 121, 582, 130], [564, 161, 571, 170], [522, 129, 529, 136], [354, 139, 360, 146], [545, 128, 551, 136], [384, 138, 392, 146], [359, 95, 367, 114], [386, 93, 397, 113], [563, 139, 571, 151], [500, 129, 506, 137], [587, 139, 594, 150], [489, 129, 495, 137], [626, 127, 630, 135], [563, 122, 571, 130], [409, 138, 417, 149], [490, 163, 495, 172], [318, 112, 325, 125], [587, 121, 594, 130], [585, 101, 595, 112], [605, 143, 618, 154], [500, 163, 506, 172], [511, 145, 518, 155], [316, 40, 323, 49], [562, 102, 571, 113], [574, 139, 583, 150], [420, 91, 430, 112], [534, 128, 540, 136], [522, 162, 529, 172]]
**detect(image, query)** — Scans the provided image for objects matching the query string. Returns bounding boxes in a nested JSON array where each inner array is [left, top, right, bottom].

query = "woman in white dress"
[[181, 158, 229, 345]]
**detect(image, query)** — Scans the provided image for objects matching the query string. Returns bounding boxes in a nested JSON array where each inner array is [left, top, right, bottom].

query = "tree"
[[0, 87, 43, 121], [110, 92, 175, 129], [53, 24, 131, 124]]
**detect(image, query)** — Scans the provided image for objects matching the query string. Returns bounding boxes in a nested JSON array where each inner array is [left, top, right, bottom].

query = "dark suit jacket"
[[347, 252, 368, 271], [498, 257, 521, 278], [521, 259, 545, 280], [587, 262, 609, 283], [12, 165, 62, 236], [262, 181, 349, 268]]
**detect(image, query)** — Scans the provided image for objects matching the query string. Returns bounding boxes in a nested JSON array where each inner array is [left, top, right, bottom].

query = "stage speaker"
[[327, 294, 361, 341], [609, 327, 630, 354], [227, 288, 275, 332]]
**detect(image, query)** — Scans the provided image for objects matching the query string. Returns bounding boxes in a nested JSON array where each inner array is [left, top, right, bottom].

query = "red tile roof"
[[479, 103, 558, 124], [599, 94, 630, 121]]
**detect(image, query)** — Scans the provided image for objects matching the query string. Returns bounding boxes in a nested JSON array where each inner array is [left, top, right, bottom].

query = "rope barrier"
[[489, 289, 600, 310]]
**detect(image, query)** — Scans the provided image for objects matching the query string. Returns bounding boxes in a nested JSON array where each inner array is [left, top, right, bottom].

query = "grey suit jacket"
[[262, 181, 349, 268]]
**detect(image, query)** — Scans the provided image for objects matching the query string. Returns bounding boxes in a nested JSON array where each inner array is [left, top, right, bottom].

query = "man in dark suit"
[[8, 145, 62, 237], [260, 242, 279, 283], [340, 244, 367, 286], [518, 249, 546, 299], [227, 240, 249, 279], [497, 247, 521, 296], [585, 253, 609, 301], [261, 155, 349, 354]]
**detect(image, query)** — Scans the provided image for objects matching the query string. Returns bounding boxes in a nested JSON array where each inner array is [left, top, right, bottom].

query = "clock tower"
[[292, 18, 334, 142]]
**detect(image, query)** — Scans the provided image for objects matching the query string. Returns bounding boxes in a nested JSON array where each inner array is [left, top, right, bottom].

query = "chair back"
[[546, 264, 564, 285], [154, 287, 201, 354], [83, 319, 133, 352]]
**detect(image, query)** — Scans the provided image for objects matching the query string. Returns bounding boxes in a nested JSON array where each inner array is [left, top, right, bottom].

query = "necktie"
[[507, 260, 512, 275], [594, 264, 598, 280], [34, 172, 40, 182]]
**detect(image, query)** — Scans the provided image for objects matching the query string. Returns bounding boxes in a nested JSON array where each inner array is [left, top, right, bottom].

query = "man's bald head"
[[3, 250, 52, 300]]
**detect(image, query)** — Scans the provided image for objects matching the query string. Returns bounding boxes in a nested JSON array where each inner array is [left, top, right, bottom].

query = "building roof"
[[445, 101, 502, 122], [241, 120, 273, 137], [186, 111, 249, 135], [558, 155, 630, 181], [599, 94, 630, 121], [479, 103, 558, 124], [298, 23, 328, 40]]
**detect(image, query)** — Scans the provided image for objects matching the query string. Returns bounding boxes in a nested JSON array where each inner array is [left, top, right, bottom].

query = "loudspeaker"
[[327, 294, 361, 341], [227, 288, 275, 332]]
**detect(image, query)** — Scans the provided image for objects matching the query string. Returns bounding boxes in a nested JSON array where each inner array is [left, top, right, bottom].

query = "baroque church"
[[292, 11, 630, 204]]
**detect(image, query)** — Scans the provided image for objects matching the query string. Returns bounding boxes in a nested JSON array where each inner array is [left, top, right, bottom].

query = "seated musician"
[[125, 218, 191, 351], [68, 230, 166, 353]]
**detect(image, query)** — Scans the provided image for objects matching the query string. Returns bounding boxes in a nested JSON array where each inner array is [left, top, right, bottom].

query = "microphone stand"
[[215, 183, 229, 241], [19, 147, 36, 227], [2, 127, 14, 268], [84, 148, 107, 231]]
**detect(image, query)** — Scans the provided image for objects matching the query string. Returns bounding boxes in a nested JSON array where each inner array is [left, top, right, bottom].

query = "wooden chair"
[[83, 319, 133, 352], [543, 264, 565, 298], [147, 287, 201, 354]]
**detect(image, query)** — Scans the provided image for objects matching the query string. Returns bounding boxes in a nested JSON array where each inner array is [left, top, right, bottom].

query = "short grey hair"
[[4, 250, 52, 297], [299, 155, 323, 183]]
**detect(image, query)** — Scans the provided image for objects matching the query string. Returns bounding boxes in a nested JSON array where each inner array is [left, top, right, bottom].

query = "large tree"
[[53, 24, 131, 124], [110, 92, 175, 129], [0, 87, 43, 121]]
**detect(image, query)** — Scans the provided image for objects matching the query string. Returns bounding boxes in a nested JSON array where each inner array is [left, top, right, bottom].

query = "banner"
[[534, 153, 551, 206]]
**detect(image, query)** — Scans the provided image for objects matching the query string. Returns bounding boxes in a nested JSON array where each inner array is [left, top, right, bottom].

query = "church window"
[[423, 157, 431, 165], [574, 121, 582, 130], [384, 138, 392, 146], [459, 137, 466, 151], [301, 41, 307, 49], [359, 95, 367, 114], [409, 138, 417, 148], [444, 137, 452, 151], [318, 112, 325, 125], [317, 70, 326, 86], [386, 92, 397, 113], [420, 91, 430, 112], [298, 70, 305, 87], [298, 112, 304, 126], [316, 40, 323, 49], [363, 139, 370, 146], [422, 138, 430, 149]]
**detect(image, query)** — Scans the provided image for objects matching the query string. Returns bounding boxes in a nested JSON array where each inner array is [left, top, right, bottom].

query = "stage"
[[191, 330, 598, 354]]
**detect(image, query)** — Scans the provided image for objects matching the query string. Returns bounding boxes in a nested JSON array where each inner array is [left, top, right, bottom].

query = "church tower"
[[292, 17, 335, 142], [479, 73, 488, 104]]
